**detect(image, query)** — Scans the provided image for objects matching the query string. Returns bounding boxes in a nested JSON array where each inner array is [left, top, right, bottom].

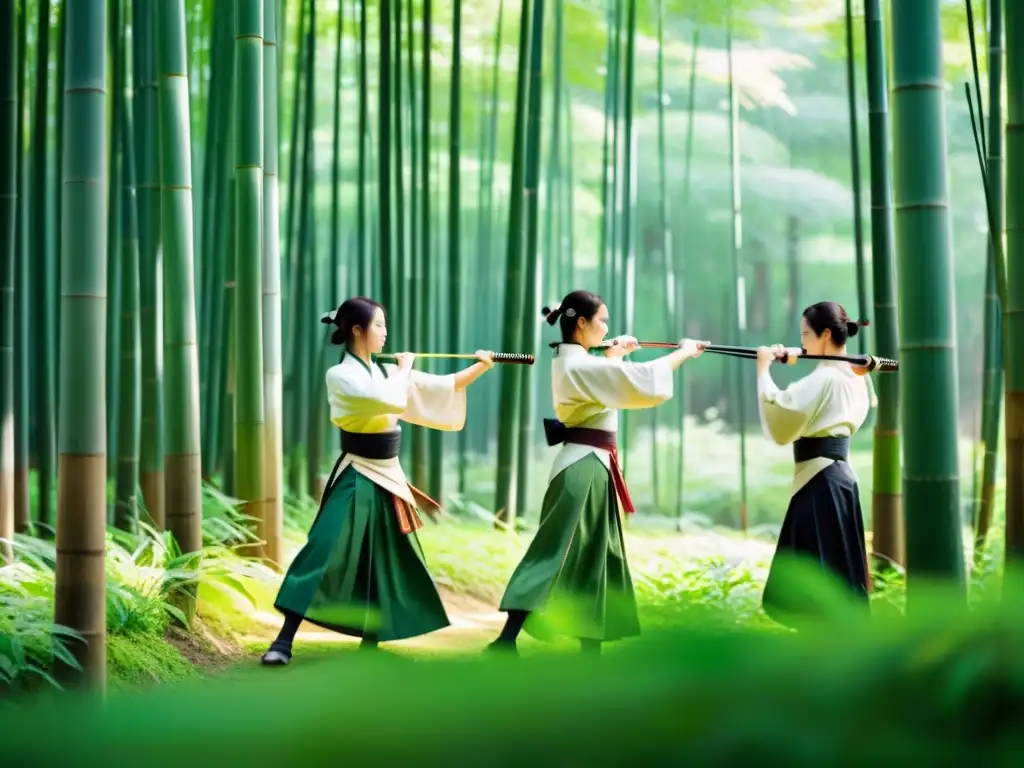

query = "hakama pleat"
[[500, 454, 640, 642], [762, 461, 870, 626], [273, 466, 450, 641]]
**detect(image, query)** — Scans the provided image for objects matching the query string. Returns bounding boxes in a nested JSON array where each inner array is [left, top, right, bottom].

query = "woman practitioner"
[[756, 300, 874, 627], [488, 289, 706, 655], [262, 297, 494, 665]]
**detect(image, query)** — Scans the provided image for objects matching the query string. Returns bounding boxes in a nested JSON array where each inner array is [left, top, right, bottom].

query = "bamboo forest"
[[4, 0, 1024, 761]]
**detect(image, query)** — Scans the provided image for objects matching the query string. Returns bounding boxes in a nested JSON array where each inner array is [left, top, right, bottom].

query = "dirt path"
[[239, 589, 504, 659], [232, 529, 776, 661]]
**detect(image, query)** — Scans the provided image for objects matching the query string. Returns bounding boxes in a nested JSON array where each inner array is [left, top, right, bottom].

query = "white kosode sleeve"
[[326, 363, 411, 417], [389, 367, 467, 431], [757, 368, 830, 445], [565, 356, 675, 411]]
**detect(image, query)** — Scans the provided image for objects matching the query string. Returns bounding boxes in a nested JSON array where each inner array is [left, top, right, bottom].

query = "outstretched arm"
[[452, 350, 495, 392]]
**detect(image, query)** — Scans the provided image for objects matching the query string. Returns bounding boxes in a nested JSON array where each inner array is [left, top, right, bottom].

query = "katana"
[[376, 352, 535, 365], [600, 339, 898, 372]]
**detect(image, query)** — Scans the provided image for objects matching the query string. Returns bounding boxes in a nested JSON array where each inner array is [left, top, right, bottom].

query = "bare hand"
[[604, 335, 638, 358], [678, 338, 708, 358], [475, 350, 495, 369], [394, 352, 416, 371]]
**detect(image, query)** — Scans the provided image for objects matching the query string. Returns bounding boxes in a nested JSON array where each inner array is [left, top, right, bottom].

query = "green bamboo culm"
[[12, 0, 28, 537], [261, 0, 284, 565], [449, 0, 463, 493], [114, 104, 142, 534], [235, 0, 268, 556], [974, 0, 1003, 558], [106, 0, 125, 489], [843, 0, 868, 355], [156, 0, 204, 606], [514, 0, 547, 517], [863, 0, 902, 567], [0, 0, 16, 558], [890, 0, 965, 592], [494, 0, 533, 526], [1005, 0, 1024, 561], [31, 0, 57, 532], [726, 23, 748, 533], [652, 0, 669, 507], [54, 0, 109, 689], [674, 29, 699, 524], [133, 0, 165, 529]]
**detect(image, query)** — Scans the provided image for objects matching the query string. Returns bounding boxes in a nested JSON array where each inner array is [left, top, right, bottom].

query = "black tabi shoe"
[[260, 648, 292, 666], [483, 640, 519, 656]]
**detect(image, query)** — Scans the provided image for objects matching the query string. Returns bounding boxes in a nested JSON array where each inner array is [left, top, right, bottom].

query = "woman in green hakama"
[[262, 297, 494, 666], [489, 290, 707, 655]]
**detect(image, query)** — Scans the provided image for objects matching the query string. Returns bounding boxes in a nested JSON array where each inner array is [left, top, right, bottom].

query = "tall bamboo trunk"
[[975, 0, 1004, 556], [133, 0, 164, 528], [652, 0, 669, 508], [1005, 0, 1024, 561], [31, 0, 56, 532], [844, 0, 869, 355], [863, 0, 902, 567], [514, 0, 547, 515], [235, 0, 268, 556], [106, 0, 124, 490], [156, 0, 204, 605], [55, 0, 108, 689], [891, 0, 965, 591], [114, 104, 141, 534], [379, 0, 393, 315], [727, 26, 748, 532], [494, 0, 533, 525], [0, 0, 16, 558], [12, 0, 28, 537], [617, 0, 637, 476], [673, 28, 699, 524], [414, 0, 432, 492], [262, 0, 284, 564], [449, 0, 463, 496]]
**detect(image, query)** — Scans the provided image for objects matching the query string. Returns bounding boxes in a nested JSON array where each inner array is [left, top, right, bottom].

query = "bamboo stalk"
[[55, 0, 109, 689], [235, 0, 268, 556], [133, 0, 165, 529], [863, 0, 903, 568], [494, 0, 534, 525], [1004, 0, 1024, 562], [31, 0, 56, 532], [974, 0, 1004, 559], [891, 0, 966, 590], [114, 103, 141, 534], [726, 23, 748, 533], [156, 0, 205, 608], [0, 0, 16, 557]]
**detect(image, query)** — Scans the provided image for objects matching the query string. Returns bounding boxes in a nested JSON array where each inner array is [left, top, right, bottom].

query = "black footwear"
[[261, 649, 292, 666], [484, 640, 519, 656]]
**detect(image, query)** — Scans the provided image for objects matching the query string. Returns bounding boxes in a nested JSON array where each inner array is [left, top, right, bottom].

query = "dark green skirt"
[[273, 465, 450, 641], [499, 453, 640, 642]]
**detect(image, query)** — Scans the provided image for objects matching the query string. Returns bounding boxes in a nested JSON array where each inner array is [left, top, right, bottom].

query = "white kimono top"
[[325, 352, 466, 507], [757, 360, 875, 498], [548, 343, 675, 482]]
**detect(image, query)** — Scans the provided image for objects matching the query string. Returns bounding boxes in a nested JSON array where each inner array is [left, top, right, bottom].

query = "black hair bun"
[[846, 320, 859, 338]]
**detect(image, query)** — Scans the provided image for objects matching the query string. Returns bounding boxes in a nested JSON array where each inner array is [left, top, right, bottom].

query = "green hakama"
[[273, 465, 450, 641], [499, 454, 640, 642]]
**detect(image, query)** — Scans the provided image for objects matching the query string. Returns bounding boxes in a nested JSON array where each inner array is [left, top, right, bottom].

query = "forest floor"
[[159, 524, 778, 680]]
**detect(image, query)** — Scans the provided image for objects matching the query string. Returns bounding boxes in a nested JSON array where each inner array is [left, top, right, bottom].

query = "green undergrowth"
[[8, 572, 1024, 765], [3, 462, 1008, 700]]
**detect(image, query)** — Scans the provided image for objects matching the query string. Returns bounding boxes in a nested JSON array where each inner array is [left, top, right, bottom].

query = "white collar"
[[555, 343, 589, 359]]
